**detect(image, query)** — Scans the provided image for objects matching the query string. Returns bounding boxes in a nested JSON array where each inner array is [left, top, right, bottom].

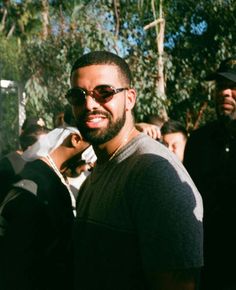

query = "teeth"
[[89, 117, 102, 123]]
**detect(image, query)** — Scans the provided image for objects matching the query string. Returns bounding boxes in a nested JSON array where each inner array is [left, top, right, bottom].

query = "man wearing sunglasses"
[[184, 56, 236, 290], [68, 51, 203, 290]]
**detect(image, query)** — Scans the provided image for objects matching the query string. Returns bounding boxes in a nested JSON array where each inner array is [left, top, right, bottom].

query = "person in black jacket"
[[0, 126, 90, 290], [0, 121, 48, 204], [184, 56, 236, 290]]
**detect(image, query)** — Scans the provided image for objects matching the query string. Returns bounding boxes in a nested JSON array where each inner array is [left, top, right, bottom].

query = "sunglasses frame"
[[65, 85, 129, 106]]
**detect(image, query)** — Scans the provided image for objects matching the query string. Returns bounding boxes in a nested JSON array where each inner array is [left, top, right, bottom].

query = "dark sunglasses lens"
[[66, 88, 85, 106], [94, 85, 115, 102]]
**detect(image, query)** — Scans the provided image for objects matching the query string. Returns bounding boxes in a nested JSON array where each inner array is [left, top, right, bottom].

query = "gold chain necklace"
[[109, 127, 135, 161]]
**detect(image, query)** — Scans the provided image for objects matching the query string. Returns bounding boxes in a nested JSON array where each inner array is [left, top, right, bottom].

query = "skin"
[[215, 78, 236, 120], [162, 132, 187, 162], [135, 122, 162, 140], [47, 133, 90, 174], [70, 63, 199, 289], [70, 64, 138, 163]]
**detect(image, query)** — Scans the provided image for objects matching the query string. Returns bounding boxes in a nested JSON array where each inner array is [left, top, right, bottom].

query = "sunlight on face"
[[70, 64, 129, 144], [215, 79, 236, 120], [162, 132, 187, 162]]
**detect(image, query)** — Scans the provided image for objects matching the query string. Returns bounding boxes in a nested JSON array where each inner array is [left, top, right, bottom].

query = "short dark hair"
[[144, 114, 166, 127], [71, 51, 132, 85], [19, 125, 49, 151], [21, 116, 45, 132], [161, 119, 188, 139]]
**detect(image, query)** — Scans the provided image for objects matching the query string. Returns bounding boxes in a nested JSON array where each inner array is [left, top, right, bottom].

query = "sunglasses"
[[65, 85, 129, 106]]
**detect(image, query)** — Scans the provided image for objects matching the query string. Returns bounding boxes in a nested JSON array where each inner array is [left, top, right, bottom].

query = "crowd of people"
[[0, 50, 235, 290]]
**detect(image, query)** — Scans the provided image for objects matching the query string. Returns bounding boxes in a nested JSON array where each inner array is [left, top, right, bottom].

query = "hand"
[[135, 122, 162, 140]]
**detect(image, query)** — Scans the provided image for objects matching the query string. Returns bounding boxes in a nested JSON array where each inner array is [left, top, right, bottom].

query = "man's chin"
[[218, 110, 236, 122], [81, 128, 111, 145]]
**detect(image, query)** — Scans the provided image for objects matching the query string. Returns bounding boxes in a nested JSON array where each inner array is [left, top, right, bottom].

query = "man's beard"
[[217, 106, 236, 122], [76, 110, 126, 145]]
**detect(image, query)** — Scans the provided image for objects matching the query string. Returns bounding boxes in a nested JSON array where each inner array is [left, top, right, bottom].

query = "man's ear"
[[126, 88, 136, 111], [71, 133, 82, 147], [71, 133, 90, 152]]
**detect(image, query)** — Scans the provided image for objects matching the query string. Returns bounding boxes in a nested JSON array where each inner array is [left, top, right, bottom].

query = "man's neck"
[[41, 148, 64, 172], [94, 125, 139, 164]]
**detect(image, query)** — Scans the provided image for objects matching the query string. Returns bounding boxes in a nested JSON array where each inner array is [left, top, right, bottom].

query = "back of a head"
[[144, 115, 166, 127], [21, 116, 46, 132], [71, 51, 132, 86], [64, 105, 76, 126], [19, 125, 49, 151], [22, 126, 82, 162], [53, 106, 76, 128], [161, 119, 188, 139]]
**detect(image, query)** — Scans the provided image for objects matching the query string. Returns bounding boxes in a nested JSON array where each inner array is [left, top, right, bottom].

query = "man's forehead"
[[71, 64, 123, 85], [72, 64, 118, 72]]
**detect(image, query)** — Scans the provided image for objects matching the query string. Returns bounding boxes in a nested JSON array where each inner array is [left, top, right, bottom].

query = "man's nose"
[[221, 88, 233, 97], [83, 94, 100, 110]]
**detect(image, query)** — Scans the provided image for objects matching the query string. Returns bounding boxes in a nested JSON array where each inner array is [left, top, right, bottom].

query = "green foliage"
[[0, 35, 21, 81], [163, 0, 236, 128], [0, 86, 19, 155], [22, 1, 117, 127], [23, 35, 82, 127], [1, 0, 236, 153]]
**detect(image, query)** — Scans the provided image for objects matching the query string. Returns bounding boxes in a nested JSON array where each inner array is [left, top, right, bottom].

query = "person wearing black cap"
[[184, 56, 236, 290]]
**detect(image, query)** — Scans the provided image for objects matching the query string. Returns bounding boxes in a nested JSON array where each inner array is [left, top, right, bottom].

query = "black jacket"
[[184, 119, 236, 290], [0, 159, 74, 290]]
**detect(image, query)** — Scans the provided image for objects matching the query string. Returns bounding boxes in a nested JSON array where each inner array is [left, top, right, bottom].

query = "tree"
[[1, 0, 236, 153], [163, 0, 236, 129], [143, 0, 167, 121]]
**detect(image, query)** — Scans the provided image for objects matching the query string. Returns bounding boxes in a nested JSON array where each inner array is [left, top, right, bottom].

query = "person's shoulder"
[[188, 120, 219, 140], [0, 155, 12, 167], [22, 159, 48, 171], [19, 159, 52, 183], [134, 133, 176, 159], [129, 134, 183, 171], [191, 120, 218, 133], [134, 132, 165, 150], [0, 154, 15, 175], [6, 151, 25, 174]]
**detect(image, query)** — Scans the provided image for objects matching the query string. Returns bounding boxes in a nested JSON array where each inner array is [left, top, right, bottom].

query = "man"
[[67, 51, 203, 290], [184, 56, 236, 290], [0, 123, 48, 204], [0, 127, 90, 290], [161, 119, 188, 162]]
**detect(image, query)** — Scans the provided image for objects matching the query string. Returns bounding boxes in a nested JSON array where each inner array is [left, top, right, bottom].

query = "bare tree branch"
[[113, 0, 120, 54], [144, 18, 163, 30], [41, 0, 50, 40], [0, 8, 8, 33], [113, 0, 120, 39], [6, 23, 15, 39], [193, 101, 208, 130]]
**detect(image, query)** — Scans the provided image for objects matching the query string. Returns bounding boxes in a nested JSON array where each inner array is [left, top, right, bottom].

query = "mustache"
[[78, 110, 111, 120]]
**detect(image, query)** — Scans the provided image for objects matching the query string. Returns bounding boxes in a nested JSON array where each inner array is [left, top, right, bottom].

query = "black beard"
[[216, 103, 236, 122], [76, 110, 126, 145], [217, 111, 236, 124]]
